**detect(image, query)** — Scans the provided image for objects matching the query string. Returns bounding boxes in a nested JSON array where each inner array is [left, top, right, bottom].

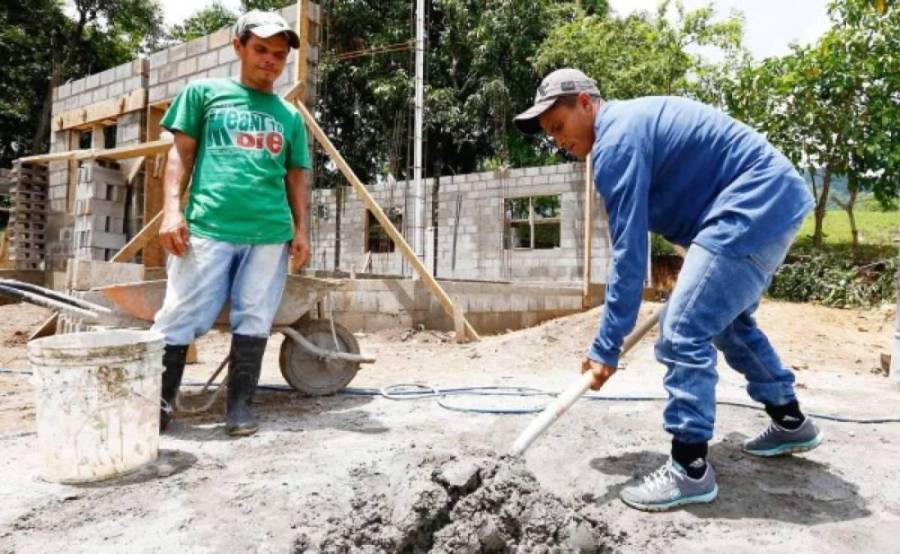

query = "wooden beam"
[[54, 89, 146, 131], [582, 157, 593, 309], [295, 0, 311, 103], [290, 98, 481, 341], [18, 137, 172, 165]]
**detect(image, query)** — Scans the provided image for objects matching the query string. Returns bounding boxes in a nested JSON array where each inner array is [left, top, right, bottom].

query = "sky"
[[149, 0, 832, 61]]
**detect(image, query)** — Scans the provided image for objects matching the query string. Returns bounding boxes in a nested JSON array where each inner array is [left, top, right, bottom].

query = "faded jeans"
[[151, 235, 289, 346], [656, 226, 800, 443]]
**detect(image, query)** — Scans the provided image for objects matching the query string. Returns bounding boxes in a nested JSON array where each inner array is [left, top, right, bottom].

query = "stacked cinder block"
[[73, 160, 128, 261], [46, 58, 148, 274], [7, 162, 50, 270], [147, 3, 320, 104]]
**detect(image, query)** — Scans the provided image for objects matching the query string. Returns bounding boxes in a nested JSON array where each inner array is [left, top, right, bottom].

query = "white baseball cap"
[[514, 68, 601, 134]]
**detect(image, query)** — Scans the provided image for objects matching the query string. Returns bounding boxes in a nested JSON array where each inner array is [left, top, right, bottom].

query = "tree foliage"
[[312, 0, 578, 189], [0, 0, 164, 168], [168, 3, 237, 43], [533, 0, 747, 104], [725, 0, 898, 248]]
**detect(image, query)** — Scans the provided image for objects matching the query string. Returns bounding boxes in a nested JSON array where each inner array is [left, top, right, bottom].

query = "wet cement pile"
[[293, 453, 612, 553]]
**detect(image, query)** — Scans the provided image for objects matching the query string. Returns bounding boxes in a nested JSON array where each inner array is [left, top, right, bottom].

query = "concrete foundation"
[[320, 277, 605, 335]]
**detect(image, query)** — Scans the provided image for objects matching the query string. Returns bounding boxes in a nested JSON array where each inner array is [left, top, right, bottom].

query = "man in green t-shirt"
[[151, 10, 311, 437]]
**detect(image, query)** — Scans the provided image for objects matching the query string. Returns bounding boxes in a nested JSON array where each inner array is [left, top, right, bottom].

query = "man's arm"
[[158, 132, 197, 257], [582, 142, 651, 389], [285, 167, 310, 271]]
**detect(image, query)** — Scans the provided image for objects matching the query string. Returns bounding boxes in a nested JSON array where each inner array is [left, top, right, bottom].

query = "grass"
[[795, 208, 899, 259]]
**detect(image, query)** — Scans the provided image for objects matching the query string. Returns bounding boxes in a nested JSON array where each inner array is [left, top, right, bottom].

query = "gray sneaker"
[[743, 417, 823, 457], [619, 458, 718, 512]]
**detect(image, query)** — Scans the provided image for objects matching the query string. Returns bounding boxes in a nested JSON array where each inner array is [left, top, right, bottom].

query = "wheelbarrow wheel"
[[279, 319, 361, 396]]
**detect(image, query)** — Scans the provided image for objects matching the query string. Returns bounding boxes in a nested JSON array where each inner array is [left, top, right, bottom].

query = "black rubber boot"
[[226, 334, 267, 437], [160, 344, 190, 432]]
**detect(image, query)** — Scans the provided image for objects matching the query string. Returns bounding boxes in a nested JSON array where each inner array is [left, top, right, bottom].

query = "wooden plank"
[[295, 0, 311, 102], [582, 157, 593, 309], [142, 106, 167, 267], [18, 138, 172, 165], [453, 301, 467, 343], [55, 89, 147, 132], [290, 98, 481, 341]]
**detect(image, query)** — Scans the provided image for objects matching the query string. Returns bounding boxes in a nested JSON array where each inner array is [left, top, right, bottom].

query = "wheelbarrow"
[[0, 276, 373, 397]]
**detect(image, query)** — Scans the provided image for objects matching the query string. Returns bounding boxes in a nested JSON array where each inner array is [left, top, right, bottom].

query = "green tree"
[[168, 3, 237, 43], [241, 0, 293, 10], [533, 0, 747, 104], [0, 0, 164, 168], [726, 0, 898, 248], [313, 0, 577, 189]]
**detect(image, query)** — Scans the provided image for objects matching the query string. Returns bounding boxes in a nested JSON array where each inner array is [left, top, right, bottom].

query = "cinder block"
[[186, 36, 209, 57], [67, 259, 143, 290], [100, 68, 116, 85], [56, 81, 71, 99], [167, 78, 186, 98], [149, 49, 168, 69], [209, 28, 232, 49], [198, 50, 218, 71], [158, 62, 178, 82], [218, 46, 238, 65], [71, 78, 85, 94], [85, 73, 100, 90], [177, 57, 197, 78], [115, 62, 131, 81], [149, 84, 167, 103], [124, 75, 143, 92], [92, 86, 109, 103], [169, 44, 187, 63], [206, 64, 230, 79], [79, 92, 93, 107]]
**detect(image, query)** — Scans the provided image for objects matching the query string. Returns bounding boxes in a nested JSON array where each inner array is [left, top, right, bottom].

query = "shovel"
[[510, 305, 664, 456]]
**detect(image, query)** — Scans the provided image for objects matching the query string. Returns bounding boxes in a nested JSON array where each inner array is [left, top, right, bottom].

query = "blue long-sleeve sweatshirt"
[[587, 96, 814, 368]]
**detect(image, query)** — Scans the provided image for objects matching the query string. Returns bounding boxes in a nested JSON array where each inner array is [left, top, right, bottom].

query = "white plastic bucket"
[[28, 330, 164, 484]]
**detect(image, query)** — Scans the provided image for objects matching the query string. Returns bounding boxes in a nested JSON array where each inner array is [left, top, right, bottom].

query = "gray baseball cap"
[[234, 10, 301, 49], [514, 68, 601, 134]]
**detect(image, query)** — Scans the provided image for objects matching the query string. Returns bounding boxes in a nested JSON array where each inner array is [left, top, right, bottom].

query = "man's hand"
[[159, 209, 190, 256], [581, 358, 616, 391], [290, 228, 310, 272]]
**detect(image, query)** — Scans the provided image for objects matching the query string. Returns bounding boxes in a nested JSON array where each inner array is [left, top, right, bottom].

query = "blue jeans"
[[151, 235, 289, 346], [656, 227, 800, 443]]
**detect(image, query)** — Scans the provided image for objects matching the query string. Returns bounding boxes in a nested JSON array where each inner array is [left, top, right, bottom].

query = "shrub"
[[769, 248, 898, 308]]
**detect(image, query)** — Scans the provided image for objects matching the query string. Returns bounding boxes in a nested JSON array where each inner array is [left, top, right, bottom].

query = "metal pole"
[[412, 0, 425, 278]]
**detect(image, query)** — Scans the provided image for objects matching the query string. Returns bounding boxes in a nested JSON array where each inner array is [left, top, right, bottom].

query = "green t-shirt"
[[160, 78, 311, 244]]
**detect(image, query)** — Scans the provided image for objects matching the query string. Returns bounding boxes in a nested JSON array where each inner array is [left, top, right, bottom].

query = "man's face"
[[538, 92, 596, 159], [234, 33, 291, 86]]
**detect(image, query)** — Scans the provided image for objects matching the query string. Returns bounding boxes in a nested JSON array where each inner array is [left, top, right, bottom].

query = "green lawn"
[[795, 208, 898, 257]]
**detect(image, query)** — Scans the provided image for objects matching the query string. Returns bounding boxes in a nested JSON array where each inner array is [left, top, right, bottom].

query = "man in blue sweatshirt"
[[514, 68, 823, 512]]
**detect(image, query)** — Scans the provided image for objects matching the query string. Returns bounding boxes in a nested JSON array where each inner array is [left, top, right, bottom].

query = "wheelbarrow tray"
[[94, 274, 342, 328]]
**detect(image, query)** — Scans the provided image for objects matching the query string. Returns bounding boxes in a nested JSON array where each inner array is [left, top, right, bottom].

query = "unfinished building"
[[2, 1, 617, 334]]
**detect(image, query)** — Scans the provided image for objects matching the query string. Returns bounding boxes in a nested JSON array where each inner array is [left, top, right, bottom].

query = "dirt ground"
[[1, 298, 899, 553]]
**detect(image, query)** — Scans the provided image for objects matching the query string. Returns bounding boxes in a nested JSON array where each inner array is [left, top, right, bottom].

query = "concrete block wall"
[[147, 2, 321, 105], [51, 58, 146, 116], [47, 58, 148, 272], [307, 163, 612, 285]]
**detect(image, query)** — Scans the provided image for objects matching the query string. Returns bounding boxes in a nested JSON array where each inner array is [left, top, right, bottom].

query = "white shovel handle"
[[509, 306, 664, 456]]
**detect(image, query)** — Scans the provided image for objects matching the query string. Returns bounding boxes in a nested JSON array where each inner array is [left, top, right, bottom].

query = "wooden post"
[[289, 97, 481, 341], [453, 300, 466, 344], [582, 157, 593, 309], [294, 0, 311, 101]]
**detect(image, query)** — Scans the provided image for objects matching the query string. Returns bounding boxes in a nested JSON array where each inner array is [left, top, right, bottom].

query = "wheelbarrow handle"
[[278, 326, 375, 364], [0, 280, 109, 322]]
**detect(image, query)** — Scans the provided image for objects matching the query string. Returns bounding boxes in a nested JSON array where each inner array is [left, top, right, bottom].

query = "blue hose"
[[3, 368, 898, 424]]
